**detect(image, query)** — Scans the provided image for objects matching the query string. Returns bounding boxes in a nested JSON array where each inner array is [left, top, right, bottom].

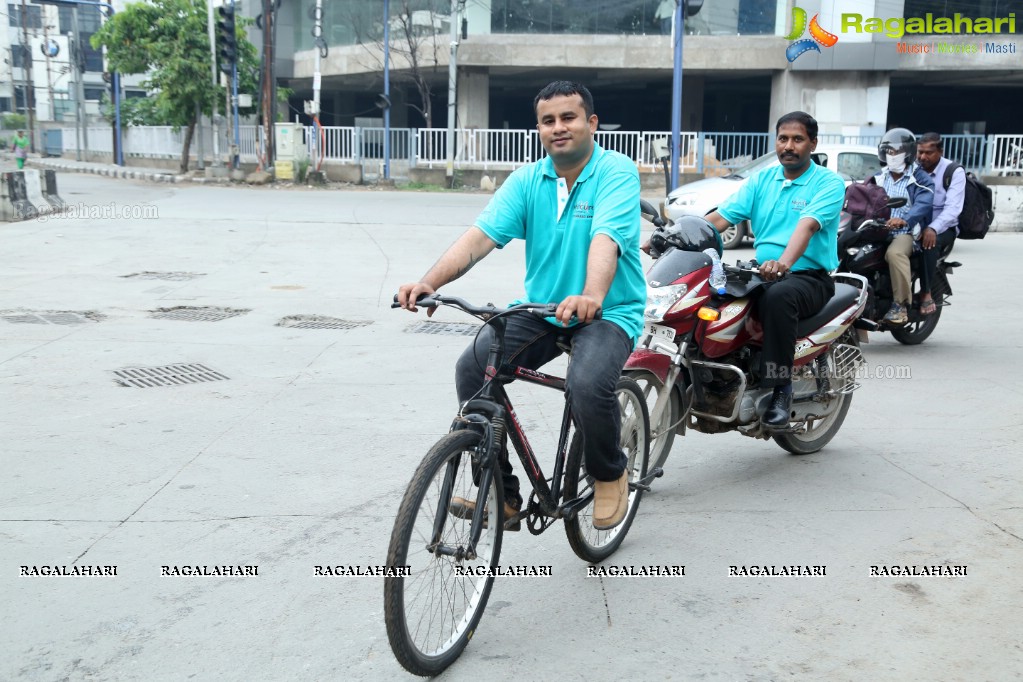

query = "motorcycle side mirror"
[[640, 199, 666, 227], [886, 197, 908, 209]]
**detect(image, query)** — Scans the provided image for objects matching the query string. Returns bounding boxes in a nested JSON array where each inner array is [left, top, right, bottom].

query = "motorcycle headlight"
[[645, 283, 688, 320]]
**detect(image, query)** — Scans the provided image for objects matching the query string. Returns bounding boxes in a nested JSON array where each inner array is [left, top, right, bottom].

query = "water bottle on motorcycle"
[[704, 248, 727, 295]]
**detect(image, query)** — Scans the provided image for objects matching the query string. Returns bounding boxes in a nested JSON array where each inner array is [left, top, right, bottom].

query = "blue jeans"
[[455, 316, 633, 506]]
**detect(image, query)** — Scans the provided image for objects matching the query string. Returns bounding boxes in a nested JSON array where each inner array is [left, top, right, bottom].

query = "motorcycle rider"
[[915, 132, 963, 316], [874, 128, 934, 325], [705, 112, 845, 428]]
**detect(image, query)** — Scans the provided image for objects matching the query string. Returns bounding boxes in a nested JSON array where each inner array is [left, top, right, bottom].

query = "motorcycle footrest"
[[854, 318, 879, 331]]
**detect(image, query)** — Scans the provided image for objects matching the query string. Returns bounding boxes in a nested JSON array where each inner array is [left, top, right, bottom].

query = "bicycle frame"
[[456, 311, 584, 533]]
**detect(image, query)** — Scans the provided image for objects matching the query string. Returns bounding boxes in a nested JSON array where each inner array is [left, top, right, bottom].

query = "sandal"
[[920, 298, 937, 315]]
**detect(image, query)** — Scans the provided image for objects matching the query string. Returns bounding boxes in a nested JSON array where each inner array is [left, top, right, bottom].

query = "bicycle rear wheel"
[[563, 377, 650, 563], [384, 430, 504, 676]]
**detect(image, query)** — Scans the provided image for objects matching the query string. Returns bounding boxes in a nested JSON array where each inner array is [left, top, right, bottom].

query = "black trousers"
[[919, 229, 956, 295], [754, 269, 834, 388]]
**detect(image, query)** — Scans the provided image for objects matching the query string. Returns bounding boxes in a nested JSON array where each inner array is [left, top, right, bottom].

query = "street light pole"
[[382, 0, 390, 180], [669, 0, 684, 191]]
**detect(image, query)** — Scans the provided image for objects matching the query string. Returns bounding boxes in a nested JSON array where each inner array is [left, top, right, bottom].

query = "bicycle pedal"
[[503, 511, 524, 532], [628, 481, 651, 492]]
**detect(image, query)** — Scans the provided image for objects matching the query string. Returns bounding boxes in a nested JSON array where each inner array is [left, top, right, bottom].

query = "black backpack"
[[943, 163, 994, 240]]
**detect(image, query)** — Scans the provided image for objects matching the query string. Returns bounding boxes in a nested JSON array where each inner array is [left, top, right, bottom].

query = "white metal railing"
[[989, 134, 1023, 176], [49, 125, 1007, 176]]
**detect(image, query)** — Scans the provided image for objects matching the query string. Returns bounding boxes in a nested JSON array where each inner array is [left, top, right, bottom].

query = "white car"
[[664, 144, 882, 249]]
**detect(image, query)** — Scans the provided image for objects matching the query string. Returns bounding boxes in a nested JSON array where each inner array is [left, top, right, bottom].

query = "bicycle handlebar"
[[392, 294, 566, 320]]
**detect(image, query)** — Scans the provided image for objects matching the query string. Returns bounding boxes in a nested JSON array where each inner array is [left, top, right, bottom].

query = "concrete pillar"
[[456, 67, 490, 130], [770, 70, 890, 137]]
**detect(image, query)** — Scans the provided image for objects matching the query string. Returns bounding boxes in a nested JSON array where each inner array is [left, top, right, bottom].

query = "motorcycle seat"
[[795, 283, 861, 337]]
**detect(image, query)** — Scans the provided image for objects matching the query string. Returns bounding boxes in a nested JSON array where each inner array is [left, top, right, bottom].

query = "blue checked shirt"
[[881, 169, 913, 236]]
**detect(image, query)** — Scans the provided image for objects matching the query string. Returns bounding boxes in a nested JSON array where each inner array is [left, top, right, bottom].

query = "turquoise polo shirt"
[[474, 144, 646, 343], [717, 161, 845, 272]]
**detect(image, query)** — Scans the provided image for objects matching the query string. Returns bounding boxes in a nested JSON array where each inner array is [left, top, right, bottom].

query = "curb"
[[28, 159, 187, 184]]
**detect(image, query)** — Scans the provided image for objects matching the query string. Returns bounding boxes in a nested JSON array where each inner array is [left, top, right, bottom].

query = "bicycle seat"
[[555, 333, 573, 354], [795, 283, 860, 337]]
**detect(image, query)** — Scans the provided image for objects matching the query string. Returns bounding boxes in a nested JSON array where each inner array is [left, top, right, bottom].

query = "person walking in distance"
[[12, 130, 29, 170], [397, 81, 646, 530]]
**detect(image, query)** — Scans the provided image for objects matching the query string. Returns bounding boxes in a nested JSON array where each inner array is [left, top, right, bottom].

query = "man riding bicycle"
[[397, 80, 646, 530]]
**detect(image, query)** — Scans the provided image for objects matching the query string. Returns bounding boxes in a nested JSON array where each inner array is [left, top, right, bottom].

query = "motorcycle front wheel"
[[774, 331, 858, 455]]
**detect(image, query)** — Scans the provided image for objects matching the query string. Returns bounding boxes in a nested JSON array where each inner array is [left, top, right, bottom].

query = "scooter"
[[836, 198, 962, 345], [625, 201, 868, 470]]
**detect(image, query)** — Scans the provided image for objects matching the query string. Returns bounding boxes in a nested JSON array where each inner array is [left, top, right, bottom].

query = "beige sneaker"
[[592, 469, 630, 530], [448, 496, 521, 531]]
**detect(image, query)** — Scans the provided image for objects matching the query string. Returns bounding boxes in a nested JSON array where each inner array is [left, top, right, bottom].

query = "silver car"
[[664, 144, 882, 249]]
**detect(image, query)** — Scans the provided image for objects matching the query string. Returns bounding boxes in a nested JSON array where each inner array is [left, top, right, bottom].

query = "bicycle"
[[383, 295, 658, 676]]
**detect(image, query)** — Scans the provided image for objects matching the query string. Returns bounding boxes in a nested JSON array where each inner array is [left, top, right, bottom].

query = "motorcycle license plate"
[[645, 323, 675, 342]]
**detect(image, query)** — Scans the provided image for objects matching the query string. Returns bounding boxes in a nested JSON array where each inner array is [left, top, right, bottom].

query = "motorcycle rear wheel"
[[891, 288, 943, 345], [774, 332, 858, 455]]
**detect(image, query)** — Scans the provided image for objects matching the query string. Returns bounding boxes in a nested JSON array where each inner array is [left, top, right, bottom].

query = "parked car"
[[664, 144, 882, 249]]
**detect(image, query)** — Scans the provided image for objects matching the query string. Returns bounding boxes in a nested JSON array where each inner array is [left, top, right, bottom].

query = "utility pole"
[[261, 0, 275, 170], [20, 0, 37, 152], [206, 0, 222, 170], [71, 5, 88, 157], [444, 0, 460, 181], [42, 19, 55, 125]]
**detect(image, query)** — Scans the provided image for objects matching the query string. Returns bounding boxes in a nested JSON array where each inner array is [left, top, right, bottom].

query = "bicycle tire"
[[384, 429, 504, 676], [563, 377, 650, 563]]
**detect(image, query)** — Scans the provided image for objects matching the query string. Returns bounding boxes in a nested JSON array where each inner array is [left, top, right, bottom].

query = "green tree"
[[92, 0, 259, 173]]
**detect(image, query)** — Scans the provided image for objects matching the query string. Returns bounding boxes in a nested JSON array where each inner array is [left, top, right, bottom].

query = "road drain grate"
[[405, 320, 481, 336], [122, 271, 206, 281], [112, 363, 230, 388], [277, 315, 371, 330], [0, 310, 104, 325], [149, 306, 250, 322]]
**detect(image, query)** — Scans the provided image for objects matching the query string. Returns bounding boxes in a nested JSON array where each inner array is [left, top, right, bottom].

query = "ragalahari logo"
[[785, 7, 839, 62]]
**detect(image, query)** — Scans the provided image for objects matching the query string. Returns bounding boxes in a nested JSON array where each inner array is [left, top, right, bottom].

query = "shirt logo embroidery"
[[791, 198, 807, 211], [573, 201, 594, 218]]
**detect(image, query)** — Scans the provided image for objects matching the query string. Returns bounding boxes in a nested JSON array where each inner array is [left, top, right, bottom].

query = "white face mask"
[[885, 152, 907, 173]]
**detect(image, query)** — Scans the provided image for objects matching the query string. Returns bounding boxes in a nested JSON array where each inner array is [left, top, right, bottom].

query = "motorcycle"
[[625, 201, 868, 470], [836, 197, 962, 345]]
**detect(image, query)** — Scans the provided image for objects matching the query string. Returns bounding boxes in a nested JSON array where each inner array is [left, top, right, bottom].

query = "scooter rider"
[[875, 128, 934, 325]]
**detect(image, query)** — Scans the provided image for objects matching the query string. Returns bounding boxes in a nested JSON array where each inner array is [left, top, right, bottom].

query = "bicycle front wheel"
[[384, 430, 504, 677], [563, 377, 650, 563]]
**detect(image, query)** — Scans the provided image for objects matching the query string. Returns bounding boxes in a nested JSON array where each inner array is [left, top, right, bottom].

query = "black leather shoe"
[[763, 389, 792, 427]]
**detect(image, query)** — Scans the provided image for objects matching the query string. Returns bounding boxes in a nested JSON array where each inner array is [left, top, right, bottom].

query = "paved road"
[[2, 174, 1022, 681]]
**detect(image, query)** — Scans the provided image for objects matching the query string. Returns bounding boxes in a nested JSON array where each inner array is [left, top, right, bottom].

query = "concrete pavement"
[[2, 174, 1022, 680]]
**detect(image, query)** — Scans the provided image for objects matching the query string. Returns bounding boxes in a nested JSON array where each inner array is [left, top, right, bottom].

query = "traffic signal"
[[216, 5, 237, 74]]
